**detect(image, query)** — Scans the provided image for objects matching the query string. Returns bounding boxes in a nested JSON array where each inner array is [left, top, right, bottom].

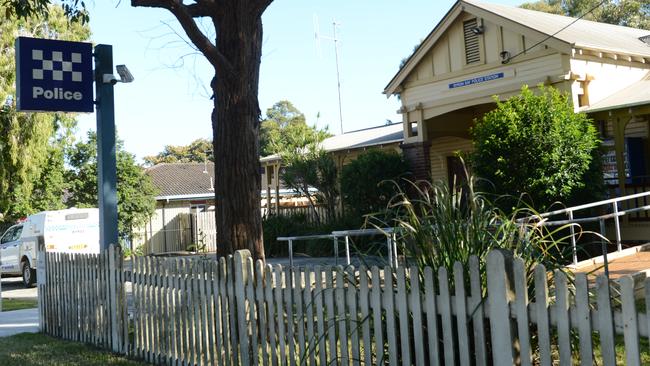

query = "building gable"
[[386, 0, 650, 97], [385, 0, 569, 96]]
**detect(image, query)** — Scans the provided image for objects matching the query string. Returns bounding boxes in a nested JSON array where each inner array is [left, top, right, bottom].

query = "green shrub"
[[471, 85, 602, 212], [340, 149, 409, 218]]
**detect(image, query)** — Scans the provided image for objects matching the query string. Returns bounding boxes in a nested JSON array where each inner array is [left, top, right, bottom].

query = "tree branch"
[[252, 0, 273, 17], [131, 0, 234, 73]]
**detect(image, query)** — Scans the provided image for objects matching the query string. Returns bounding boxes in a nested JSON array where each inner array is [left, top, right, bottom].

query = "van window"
[[12, 226, 23, 241], [0, 228, 14, 243], [1, 226, 22, 243]]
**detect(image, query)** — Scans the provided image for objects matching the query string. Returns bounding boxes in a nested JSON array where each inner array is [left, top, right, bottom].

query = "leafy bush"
[[471, 85, 602, 212], [340, 149, 409, 218]]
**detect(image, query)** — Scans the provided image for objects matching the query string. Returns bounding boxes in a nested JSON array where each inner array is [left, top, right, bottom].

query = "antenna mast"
[[315, 17, 344, 134]]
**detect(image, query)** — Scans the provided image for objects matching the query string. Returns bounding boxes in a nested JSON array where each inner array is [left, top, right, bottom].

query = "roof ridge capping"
[[340, 122, 402, 135]]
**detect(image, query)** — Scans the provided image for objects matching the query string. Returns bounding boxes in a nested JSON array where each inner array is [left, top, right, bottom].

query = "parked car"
[[0, 208, 100, 287]]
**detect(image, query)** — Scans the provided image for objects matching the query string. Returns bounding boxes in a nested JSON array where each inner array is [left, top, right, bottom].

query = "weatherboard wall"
[[571, 56, 650, 109], [429, 136, 474, 183]]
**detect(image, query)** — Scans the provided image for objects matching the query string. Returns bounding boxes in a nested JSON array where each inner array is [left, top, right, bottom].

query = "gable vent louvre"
[[463, 19, 481, 64]]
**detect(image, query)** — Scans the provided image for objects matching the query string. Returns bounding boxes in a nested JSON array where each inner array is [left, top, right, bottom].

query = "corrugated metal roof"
[[582, 72, 650, 113], [260, 123, 404, 162], [321, 123, 403, 152], [465, 0, 650, 57]]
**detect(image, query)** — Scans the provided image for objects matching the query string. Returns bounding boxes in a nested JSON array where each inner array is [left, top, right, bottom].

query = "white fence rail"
[[38, 246, 648, 365]]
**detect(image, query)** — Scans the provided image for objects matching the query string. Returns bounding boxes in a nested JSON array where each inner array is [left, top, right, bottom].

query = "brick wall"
[[401, 141, 432, 181]]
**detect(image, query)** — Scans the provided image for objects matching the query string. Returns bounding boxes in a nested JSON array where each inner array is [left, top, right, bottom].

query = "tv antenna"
[[314, 15, 344, 134]]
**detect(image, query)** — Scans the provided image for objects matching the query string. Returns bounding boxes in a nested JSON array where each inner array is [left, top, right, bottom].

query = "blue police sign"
[[15, 37, 93, 112]]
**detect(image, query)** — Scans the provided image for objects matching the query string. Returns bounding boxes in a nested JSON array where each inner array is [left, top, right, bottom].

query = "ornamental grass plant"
[[364, 172, 588, 287]]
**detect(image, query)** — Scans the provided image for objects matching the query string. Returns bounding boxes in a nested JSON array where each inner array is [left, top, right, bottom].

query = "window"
[[190, 204, 207, 213], [1, 225, 22, 243], [410, 121, 418, 137], [463, 19, 481, 65]]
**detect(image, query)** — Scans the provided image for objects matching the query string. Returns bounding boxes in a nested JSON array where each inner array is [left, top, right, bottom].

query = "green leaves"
[[66, 131, 158, 239], [0, 4, 90, 221], [259, 100, 330, 157], [340, 149, 410, 218], [521, 0, 650, 29], [471, 85, 602, 211], [143, 138, 213, 166]]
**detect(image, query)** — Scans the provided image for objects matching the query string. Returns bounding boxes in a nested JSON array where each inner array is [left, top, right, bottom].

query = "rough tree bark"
[[131, 0, 271, 261]]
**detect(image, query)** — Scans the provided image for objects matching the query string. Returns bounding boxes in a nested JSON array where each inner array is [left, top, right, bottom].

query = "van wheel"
[[22, 262, 36, 288]]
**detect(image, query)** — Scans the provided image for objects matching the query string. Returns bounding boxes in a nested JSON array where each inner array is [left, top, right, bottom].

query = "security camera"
[[471, 26, 484, 35], [500, 51, 511, 64], [102, 65, 134, 85], [116, 65, 134, 83], [102, 74, 118, 85]]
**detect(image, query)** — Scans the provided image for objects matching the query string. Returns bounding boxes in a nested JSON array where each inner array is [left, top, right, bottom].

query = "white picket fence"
[[38, 245, 649, 365], [37, 246, 129, 353]]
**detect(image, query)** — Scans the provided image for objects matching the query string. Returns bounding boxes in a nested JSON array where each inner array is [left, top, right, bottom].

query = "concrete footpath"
[[0, 277, 39, 337], [0, 308, 38, 337]]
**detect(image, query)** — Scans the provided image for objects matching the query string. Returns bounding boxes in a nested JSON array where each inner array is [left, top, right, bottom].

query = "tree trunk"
[[212, 8, 265, 261]]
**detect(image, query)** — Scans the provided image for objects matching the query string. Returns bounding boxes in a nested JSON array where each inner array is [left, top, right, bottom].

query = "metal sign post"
[[15, 37, 122, 251], [94, 45, 119, 251]]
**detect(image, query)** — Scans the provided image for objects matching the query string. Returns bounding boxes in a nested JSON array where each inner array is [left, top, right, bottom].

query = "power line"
[[504, 0, 609, 64]]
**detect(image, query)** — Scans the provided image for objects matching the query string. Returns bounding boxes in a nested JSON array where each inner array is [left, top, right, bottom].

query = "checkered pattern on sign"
[[31, 49, 83, 82]]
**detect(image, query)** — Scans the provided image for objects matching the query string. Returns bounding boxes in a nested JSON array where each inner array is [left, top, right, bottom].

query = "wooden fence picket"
[[324, 269, 336, 365], [294, 268, 306, 366], [395, 266, 411, 366], [303, 267, 316, 366], [454, 262, 470, 366], [555, 270, 571, 366], [358, 267, 372, 366], [346, 266, 360, 366], [513, 257, 532, 366], [335, 266, 349, 365], [37, 246, 650, 366], [575, 273, 593, 366], [621, 275, 641, 366], [468, 256, 486, 366], [534, 264, 551, 366], [486, 250, 514, 366], [438, 266, 455, 366], [285, 266, 297, 366], [314, 266, 327, 366], [370, 266, 384, 365], [423, 267, 440, 366]]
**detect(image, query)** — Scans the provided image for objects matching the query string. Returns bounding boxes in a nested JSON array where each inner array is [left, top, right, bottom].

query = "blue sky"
[[77, 0, 525, 160]]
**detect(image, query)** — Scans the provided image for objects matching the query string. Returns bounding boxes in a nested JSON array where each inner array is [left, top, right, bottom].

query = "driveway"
[[1, 277, 37, 300]]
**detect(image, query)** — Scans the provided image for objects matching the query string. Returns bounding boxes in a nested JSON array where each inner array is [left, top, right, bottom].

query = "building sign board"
[[15, 37, 93, 112], [448, 72, 504, 89]]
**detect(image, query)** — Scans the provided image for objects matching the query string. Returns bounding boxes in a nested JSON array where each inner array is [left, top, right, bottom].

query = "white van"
[[0, 208, 100, 287]]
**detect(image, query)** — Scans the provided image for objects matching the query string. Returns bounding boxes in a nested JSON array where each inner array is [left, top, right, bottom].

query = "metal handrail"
[[276, 228, 397, 268], [332, 228, 398, 268], [520, 190, 650, 274], [521, 191, 650, 220], [276, 234, 335, 268]]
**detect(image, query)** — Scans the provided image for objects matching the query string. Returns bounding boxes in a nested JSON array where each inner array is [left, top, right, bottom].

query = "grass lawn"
[[0, 333, 148, 366], [2, 298, 38, 312]]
